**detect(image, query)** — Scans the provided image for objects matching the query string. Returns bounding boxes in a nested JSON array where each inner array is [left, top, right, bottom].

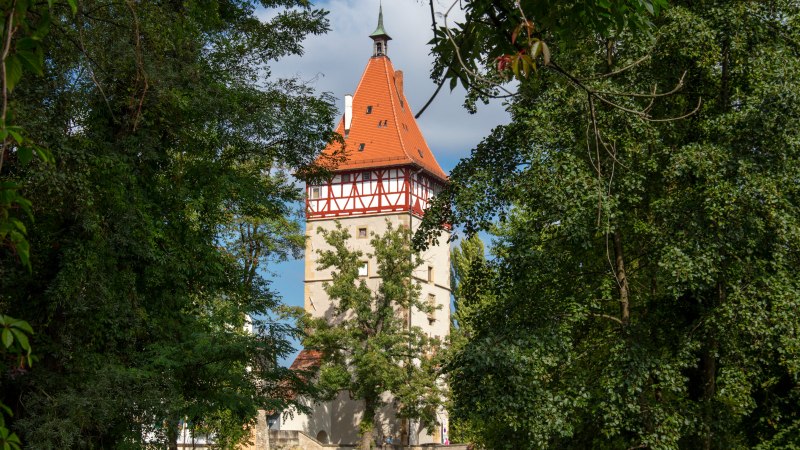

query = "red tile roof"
[[289, 349, 322, 373], [319, 55, 448, 182]]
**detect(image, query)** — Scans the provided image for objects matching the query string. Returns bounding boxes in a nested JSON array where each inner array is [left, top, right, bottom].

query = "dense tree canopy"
[[0, 1, 338, 448], [422, 0, 800, 448]]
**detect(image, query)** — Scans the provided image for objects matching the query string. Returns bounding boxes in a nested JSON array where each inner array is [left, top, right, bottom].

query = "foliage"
[[0, 315, 32, 450], [427, 0, 667, 103], [449, 234, 489, 334], [0, 0, 69, 269], [302, 222, 444, 450], [0, 0, 338, 448], [420, 0, 800, 448]]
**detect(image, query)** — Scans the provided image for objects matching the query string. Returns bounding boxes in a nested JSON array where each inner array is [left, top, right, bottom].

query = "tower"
[[284, 7, 451, 446]]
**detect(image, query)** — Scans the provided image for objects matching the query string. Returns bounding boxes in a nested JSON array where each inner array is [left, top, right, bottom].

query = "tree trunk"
[[702, 282, 725, 449], [613, 230, 630, 324], [166, 419, 179, 450], [720, 36, 731, 112], [360, 396, 377, 450]]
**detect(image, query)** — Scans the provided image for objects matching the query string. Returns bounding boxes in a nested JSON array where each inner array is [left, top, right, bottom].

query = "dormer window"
[[358, 143, 365, 152], [366, 106, 373, 114]]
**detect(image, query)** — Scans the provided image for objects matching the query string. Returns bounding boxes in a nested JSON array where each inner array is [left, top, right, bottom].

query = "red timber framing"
[[306, 165, 444, 220]]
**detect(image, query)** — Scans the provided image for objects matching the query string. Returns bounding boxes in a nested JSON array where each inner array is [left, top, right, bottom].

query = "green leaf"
[[15, 238, 30, 270], [67, 0, 78, 15], [1, 329, 12, 348], [530, 40, 541, 58], [10, 320, 33, 334], [16, 49, 43, 76], [5, 55, 22, 92], [10, 329, 29, 352], [34, 144, 54, 164], [17, 146, 33, 164]]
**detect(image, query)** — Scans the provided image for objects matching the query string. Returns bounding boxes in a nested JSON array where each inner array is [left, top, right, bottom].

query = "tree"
[[420, 0, 800, 448], [0, 1, 338, 448], [449, 234, 489, 334], [416, 0, 667, 117], [302, 222, 444, 450]]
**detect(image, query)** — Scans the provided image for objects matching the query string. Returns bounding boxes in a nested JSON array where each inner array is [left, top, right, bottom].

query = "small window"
[[417, 149, 424, 158], [366, 106, 373, 114], [358, 143, 365, 152], [376, 42, 383, 55], [341, 173, 350, 183], [427, 266, 434, 283], [311, 187, 320, 199], [383, 120, 388, 126], [358, 261, 369, 277], [427, 294, 436, 322], [362, 171, 371, 181], [377, 121, 382, 128], [357, 227, 368, 239]]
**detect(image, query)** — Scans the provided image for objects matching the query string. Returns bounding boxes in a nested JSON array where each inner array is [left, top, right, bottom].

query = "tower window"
[[358, 143, 365, 152], [427, 294, 436, 322], [358, 261, 369, 277], [366, 106, 373, 114], [376, 42, 383, 55]]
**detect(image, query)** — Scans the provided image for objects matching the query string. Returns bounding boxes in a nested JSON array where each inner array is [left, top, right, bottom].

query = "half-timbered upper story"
[[306, 14, 447, 221], [307, 166, 443, 219]]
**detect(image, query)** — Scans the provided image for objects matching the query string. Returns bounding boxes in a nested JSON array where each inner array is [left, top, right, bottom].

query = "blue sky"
[[260, 0, 509, 365]]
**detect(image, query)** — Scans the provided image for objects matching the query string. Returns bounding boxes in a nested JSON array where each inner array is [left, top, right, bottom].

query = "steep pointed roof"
[[319, 55, 448, 182]]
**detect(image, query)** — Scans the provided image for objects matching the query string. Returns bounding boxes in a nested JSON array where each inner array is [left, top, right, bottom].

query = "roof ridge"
[[382, 57, 412, 164]]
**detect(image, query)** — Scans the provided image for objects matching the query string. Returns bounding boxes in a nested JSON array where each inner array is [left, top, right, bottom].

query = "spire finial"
[[369, 2, 392, 56], [369, 2, 391, 56]]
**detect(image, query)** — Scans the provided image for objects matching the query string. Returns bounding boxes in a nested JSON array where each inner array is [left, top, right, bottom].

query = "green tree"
[[420, 0, 800, 448], [302, 222, 444, 450], [421, 0, 667, 114], [449, 234, 489, 334], [0, 1, 337, 448]]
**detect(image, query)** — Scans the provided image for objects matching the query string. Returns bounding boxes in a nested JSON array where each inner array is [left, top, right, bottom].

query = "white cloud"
[[263, 0, 510, 172]]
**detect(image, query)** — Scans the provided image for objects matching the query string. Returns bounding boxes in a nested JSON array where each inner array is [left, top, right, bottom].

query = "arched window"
[[376, 42, 383, 55]]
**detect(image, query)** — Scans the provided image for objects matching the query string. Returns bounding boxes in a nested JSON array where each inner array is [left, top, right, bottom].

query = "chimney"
[[394, 70, 404, 100], [344, 94, 353, 136]]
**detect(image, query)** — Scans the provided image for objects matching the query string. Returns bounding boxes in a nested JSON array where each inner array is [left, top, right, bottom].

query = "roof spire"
[[369, 2, 391, 57]]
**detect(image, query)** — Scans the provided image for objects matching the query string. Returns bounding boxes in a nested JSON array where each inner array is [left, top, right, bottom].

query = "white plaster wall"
[[305, 212, 451, 340]]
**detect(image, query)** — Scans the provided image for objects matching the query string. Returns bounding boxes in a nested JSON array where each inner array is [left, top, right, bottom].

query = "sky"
[[258, 0, 510, 365]]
